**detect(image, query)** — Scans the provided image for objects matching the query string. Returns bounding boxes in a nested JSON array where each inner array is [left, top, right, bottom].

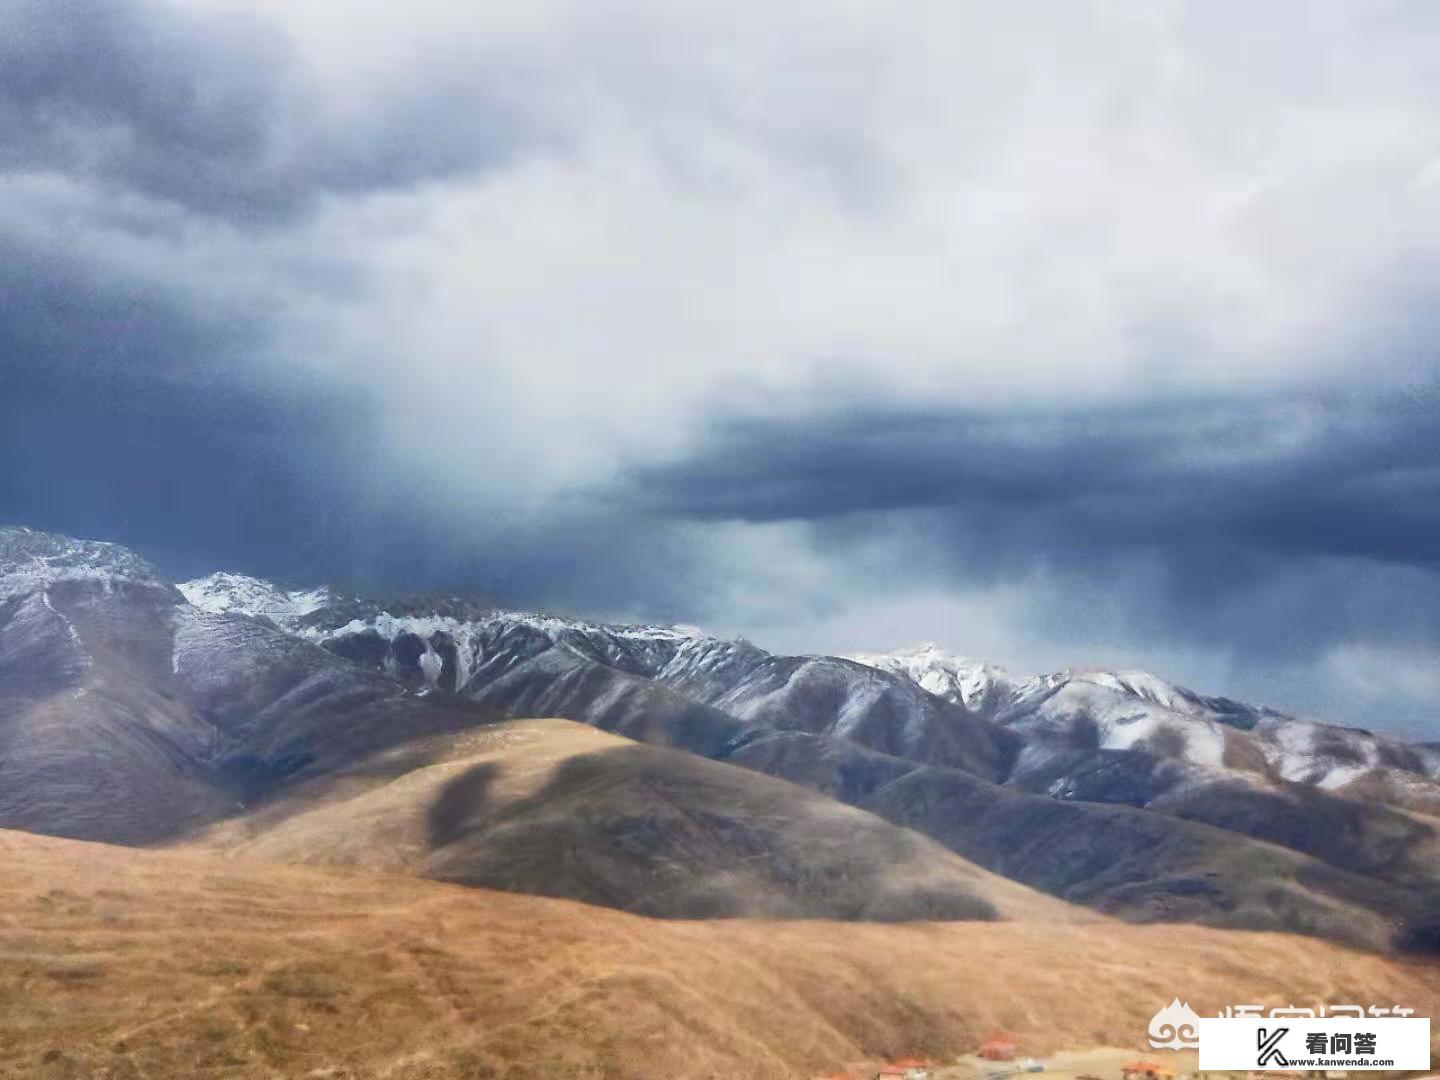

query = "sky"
[[2, 0, 1439, 737]]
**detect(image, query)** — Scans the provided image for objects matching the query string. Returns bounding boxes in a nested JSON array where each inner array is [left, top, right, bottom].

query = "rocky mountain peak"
[[0, 525, 165, 601]]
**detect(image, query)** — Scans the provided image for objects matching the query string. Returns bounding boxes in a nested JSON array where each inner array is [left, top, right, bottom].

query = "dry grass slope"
[[2, 828, 1438, 1079], [190, 719, 1080, 923]]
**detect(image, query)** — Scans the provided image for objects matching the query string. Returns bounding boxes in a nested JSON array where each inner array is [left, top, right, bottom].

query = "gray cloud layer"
[[635, 391, 1440, 570], [630, 389, 1440, 655], [0, 0, 536, 224]]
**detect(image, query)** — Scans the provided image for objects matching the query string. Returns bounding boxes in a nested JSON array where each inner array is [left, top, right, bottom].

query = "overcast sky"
[[3, 0, 1439, 736]]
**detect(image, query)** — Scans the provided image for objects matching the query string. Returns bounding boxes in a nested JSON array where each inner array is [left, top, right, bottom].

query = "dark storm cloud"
[[0, 224, 371, 580], [634, 391, 1440, 565], [0, 0, 585, 593], [0, 0, 538, 225], [0, 215, 704, 609], [0, 218, 664, 602], [0, 220, 258, 383], [2, 329, 702, 615], [629, 388, 1440, 659]]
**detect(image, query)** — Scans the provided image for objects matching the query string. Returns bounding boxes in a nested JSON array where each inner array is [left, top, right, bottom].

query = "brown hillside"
[[2, 828, 1438, 1079], [189, 718, 1079, 923]]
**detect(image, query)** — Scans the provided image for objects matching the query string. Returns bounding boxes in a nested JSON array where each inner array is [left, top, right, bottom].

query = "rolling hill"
[[4, 526, 1439, 956], [178, 563, 1440, 949], [188, 717, 1078, 922], [3, 827, 1438, 1079]]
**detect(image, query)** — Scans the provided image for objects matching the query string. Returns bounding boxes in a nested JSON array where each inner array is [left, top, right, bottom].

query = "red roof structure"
[[979, 1032, 1019, 1061]]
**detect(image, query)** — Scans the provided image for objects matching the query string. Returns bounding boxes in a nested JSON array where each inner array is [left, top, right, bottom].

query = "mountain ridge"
[[164, 558, 1440, 950], [3, 526, 1438, 952], [179, 566, 1440, 797]]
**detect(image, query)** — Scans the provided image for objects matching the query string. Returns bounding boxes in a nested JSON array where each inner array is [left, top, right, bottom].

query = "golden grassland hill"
[[1, 828, 1438, 1080], [187, 718, 1083, 923]]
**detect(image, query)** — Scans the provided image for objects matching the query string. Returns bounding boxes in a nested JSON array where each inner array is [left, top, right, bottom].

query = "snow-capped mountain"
[[848, 644, 1053, 717], [0, 529, 493, 844], [5, 528, 1440, 951], [178, 571, 332, 624], [178, 572, 715, 691], [176, 570, 1440, 810], [850, 644, 1440, 807], [171, 572, 1017, 777], [0, 525, 168, 601]]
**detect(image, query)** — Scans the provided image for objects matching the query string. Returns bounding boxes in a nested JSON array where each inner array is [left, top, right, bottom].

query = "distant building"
[[979, 1035, 1019, 1061]]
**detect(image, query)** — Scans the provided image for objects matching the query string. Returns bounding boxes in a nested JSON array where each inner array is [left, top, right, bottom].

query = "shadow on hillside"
[[427, 762, 501, 848], [422, 745, 1001, 923]]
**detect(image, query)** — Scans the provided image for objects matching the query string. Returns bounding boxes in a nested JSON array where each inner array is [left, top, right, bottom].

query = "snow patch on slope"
[[178, 572, 331, 624], [847, 643, 1045, 716], [40, 590, 85, 654], [1256, 715, 1384, 788], [0, 526, 163, 601], [1030, 677, 1229, 769], [853, 644, 1440, 798], [851, 647, 1236, 773], [176, 572, 714, 694]]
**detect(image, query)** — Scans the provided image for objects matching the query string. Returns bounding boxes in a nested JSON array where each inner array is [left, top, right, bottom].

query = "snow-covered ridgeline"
[[175, 573, 711, 692], [177, 572, 331, 624], [313, 611, 710, 692], [0, 526, 164, 601], [172, 571, 1440, 789], [852, 643, 1440, 785], [848, 643, 1029, 712]]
